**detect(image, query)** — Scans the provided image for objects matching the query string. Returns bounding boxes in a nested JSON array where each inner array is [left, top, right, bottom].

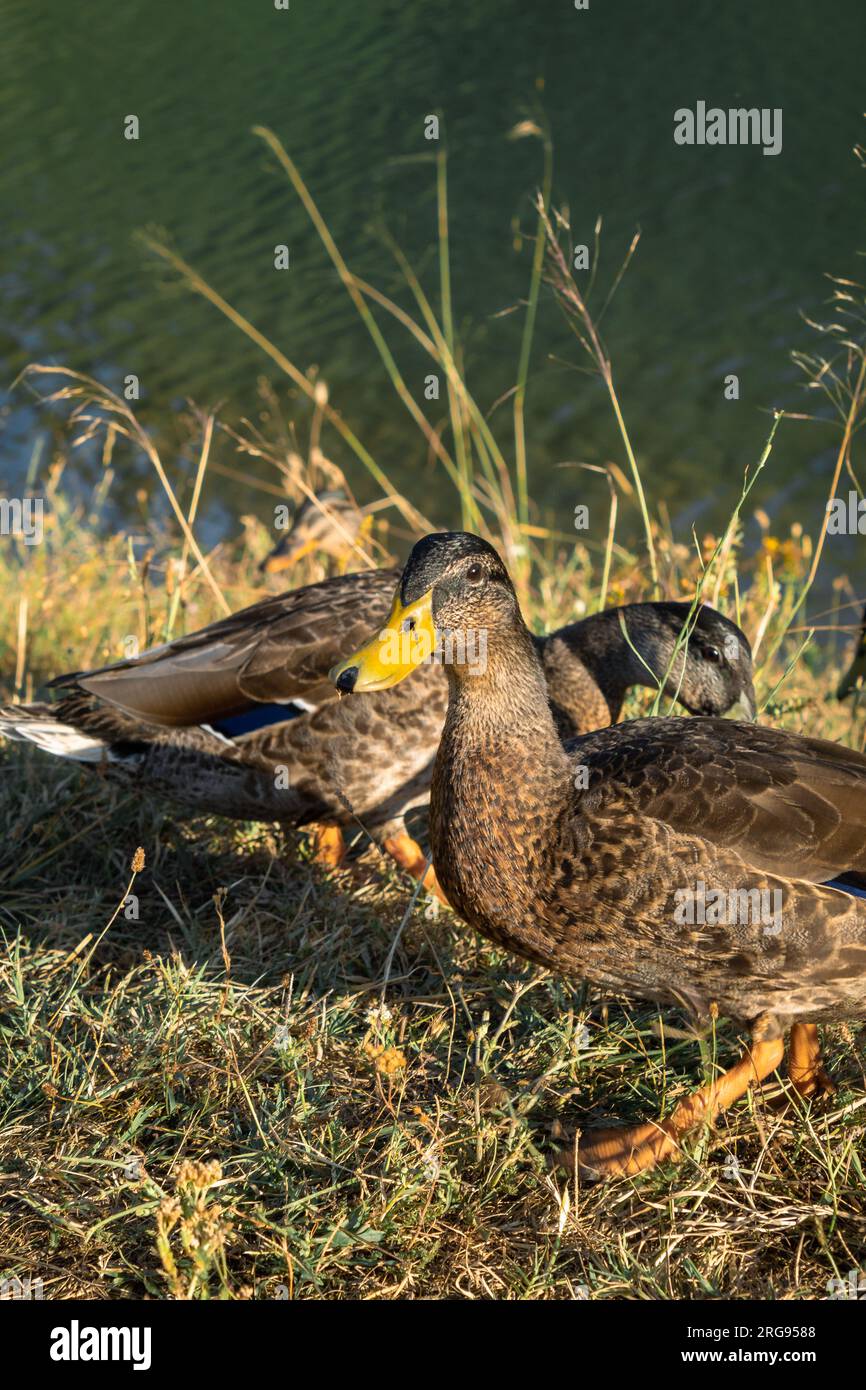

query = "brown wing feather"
[[570, 717, 866, 883], [51, 570, 398, 728]]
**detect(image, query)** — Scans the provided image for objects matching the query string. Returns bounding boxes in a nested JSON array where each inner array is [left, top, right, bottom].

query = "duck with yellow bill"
[[332, 532, 866, 1180]]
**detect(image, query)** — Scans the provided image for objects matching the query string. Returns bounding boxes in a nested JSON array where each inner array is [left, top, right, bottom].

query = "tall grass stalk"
[[596, 469, 618, 614], [139, 233, 429, 536], [435, 147, 474, 531], [512, 119, 553, 533], [165, 410, 214, 640], [347, 266, 501, 523], [758, 629, 816, 716], [251, 126, 468, 523], [19, 365, 231, 617], [649, 413, 782, 717], [538, 199, 660, 597], [762, 350, 866, 670], [375, 228, 509, 538]]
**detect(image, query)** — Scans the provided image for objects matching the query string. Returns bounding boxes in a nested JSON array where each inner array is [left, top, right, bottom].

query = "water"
[[2, 0, 865, 583]]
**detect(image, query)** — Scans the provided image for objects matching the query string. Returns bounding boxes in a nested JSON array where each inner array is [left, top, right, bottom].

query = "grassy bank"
[[2, 129, 866, 1299], [1, 470, 865, 1300]]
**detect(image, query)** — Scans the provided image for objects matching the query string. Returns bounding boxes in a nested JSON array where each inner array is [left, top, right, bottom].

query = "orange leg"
[[572, 1034, 785, 1181], [310, 823, 345, 869], [382, 831, 450, 907], [788, 1023, 835, 1098]]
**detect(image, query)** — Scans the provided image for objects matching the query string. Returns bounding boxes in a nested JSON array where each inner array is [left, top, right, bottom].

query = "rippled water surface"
[[2, 0, 865, 565]]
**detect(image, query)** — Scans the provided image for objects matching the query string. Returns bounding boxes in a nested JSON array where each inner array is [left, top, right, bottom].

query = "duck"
[[331, 532, 866, 1179], [260, 490, 372, 574], [837, 602, 866, 700], [0, 562, 754, 904]]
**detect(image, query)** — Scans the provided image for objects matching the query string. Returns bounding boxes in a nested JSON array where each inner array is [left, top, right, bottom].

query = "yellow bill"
[[330, 587, 435, 692]]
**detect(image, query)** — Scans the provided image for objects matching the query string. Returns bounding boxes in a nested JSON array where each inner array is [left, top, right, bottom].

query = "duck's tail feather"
[[0, 704, 109, 763]]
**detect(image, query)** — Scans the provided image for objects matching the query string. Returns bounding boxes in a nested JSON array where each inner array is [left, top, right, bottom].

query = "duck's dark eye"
[[466, 562, 483, 584], [702, 644, 722, 664], [401, 617, 416, 633]]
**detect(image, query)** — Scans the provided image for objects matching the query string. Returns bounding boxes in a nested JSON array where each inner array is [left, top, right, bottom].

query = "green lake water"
[[2, 0, 866, 585]]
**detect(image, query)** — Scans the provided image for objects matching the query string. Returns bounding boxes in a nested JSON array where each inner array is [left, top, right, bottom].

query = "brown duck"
[[332, 533, 866, 1179], [0, 564, 754, 903], [260, 490, 373, 574]]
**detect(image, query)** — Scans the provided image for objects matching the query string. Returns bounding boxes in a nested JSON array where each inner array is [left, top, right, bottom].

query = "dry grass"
[[1, 473, 865, 1301]]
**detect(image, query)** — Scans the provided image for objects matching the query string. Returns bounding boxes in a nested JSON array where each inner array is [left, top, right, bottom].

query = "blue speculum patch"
[[212, 703, 304, 738], [824, 878, 866, 899]]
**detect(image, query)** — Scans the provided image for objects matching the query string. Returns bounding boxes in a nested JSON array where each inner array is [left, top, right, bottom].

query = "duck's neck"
[[430, 620, 573, 934], [546, 607, 656, 725]]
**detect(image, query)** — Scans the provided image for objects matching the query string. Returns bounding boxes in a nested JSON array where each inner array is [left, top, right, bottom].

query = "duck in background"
[[837, 601, 866, 700], [332, 533, 866, 1179], [260, 490, 374, 575]]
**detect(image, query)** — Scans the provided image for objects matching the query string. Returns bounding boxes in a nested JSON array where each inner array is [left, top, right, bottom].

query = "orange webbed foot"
[[382, 831, 450, 907], [787, 1023, 836, 1099], [310, 823, 345, 869], [561, 1031, 785, 1182]]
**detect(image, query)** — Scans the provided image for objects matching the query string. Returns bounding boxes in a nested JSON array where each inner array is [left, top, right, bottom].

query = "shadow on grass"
[[1, 745, 865, 1300]]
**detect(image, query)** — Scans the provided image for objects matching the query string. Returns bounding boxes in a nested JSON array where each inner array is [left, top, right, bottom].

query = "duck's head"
[[261, 491, 365, 573], [627, 601, 756, 720], [331, 532, 518, 693]]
